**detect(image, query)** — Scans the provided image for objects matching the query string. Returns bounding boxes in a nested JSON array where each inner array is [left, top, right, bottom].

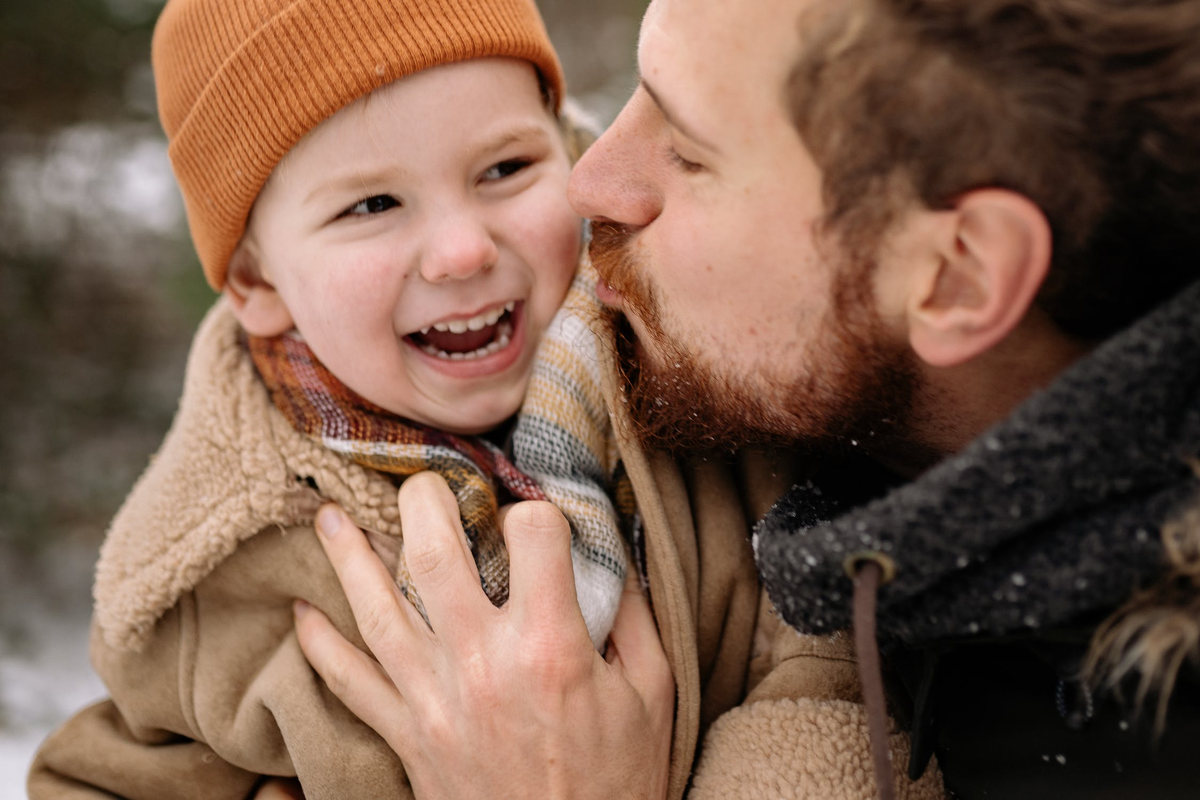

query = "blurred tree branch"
[[1, 0, 162, 131]]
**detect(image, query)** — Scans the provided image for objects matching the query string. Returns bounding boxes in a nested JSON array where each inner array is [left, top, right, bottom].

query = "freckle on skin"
[[748, 326, 757, 336], [705, 264, 713, 273]]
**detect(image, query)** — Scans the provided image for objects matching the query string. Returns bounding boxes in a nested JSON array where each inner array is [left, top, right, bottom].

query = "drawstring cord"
[[846, 552, 898, 800]]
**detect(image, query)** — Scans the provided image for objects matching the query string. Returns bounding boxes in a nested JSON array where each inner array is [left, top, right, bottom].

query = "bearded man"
[[275, 0, 1200, 798]]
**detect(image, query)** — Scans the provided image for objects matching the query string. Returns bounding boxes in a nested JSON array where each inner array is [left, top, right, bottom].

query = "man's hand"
[[293, 472, 675, 799]]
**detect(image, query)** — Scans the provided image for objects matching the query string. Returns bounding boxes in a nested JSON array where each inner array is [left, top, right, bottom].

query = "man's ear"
[[907, 189, 1052, 367], [224, 240, 294, 337]]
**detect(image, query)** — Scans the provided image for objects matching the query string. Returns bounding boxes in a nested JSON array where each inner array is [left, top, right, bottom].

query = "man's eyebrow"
[[638, 74, 719, 153]]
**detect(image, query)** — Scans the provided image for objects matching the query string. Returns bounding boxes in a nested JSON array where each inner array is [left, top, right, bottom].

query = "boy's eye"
[[481, 159, 532, 182], [344, 195, 399, 216]]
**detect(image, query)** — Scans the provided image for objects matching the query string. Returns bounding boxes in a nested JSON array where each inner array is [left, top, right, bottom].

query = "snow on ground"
[[0, 542, 106, 798]]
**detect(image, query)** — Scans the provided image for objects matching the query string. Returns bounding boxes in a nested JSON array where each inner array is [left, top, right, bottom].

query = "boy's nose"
[[419, 216, 500, 284]]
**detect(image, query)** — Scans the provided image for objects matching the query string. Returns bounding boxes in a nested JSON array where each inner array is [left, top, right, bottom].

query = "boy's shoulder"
[[92, 300, 402, 652]]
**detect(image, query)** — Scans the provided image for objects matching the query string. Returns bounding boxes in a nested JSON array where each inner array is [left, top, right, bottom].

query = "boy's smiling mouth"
[[406, 301, 519, 362]]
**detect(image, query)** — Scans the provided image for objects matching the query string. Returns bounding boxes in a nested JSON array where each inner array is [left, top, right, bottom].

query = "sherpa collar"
[[755, 280, 1200, 648], [93, 300, 405, 652]]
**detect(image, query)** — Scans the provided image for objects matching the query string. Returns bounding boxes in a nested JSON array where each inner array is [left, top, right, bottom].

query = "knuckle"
[[416, 699, 458, 750], [461, 648, 493, 690], [405, 539, 455, 585], [321, 654, 355, 700], [519, 634, 586, 690], [459, 649, 510, 714], [355, 597, 398, 646]]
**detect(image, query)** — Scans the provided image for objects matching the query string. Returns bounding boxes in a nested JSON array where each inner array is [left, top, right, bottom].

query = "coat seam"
[[177, 591, 202, 740]]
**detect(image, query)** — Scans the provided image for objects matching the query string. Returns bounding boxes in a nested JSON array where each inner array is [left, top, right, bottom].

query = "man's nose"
[[568, 103, 663, 229], [418, 212, 500, 284]]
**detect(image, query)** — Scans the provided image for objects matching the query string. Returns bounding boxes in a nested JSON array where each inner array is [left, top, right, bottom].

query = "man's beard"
[[590, 221, 921, 458]]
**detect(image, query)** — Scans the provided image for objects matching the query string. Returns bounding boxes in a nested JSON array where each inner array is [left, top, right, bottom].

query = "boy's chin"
[[373, 369, 530, 437], [418, 401, 522, 438]]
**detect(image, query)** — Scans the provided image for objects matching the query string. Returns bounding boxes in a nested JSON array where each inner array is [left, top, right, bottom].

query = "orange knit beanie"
[[152, 0, 566, 290]]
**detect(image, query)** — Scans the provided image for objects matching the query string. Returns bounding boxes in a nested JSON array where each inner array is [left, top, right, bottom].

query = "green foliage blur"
[[2, 0, 159, 128], [2, 0, 205, 556]]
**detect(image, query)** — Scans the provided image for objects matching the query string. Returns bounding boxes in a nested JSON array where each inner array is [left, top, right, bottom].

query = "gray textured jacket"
[[756, 279, 1200, 798]]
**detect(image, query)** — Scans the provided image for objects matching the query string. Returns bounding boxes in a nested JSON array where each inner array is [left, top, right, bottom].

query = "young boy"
[[27, 0, 626, 797]]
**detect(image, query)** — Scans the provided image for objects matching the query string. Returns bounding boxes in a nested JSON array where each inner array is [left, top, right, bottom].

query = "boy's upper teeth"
[[430, 304, 510, 334]]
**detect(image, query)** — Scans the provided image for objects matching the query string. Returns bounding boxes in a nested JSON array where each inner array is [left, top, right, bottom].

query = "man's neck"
[[878, 310, 1094, 478]]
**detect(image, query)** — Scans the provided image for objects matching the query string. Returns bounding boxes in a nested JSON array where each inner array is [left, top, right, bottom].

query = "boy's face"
[[237, 58, 581, 435]]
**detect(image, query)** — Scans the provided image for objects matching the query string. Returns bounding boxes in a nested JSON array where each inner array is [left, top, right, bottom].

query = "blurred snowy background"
[[0, 0, 644, 794]]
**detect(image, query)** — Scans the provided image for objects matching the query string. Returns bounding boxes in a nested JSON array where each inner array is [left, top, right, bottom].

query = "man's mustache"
[[587, 221, 657, 326]]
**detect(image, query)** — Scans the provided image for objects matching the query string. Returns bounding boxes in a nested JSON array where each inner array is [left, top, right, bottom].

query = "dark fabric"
[[754, 278, 1200, 646], [752, 279, 1200, 798], [890, 642, 1200, 800]]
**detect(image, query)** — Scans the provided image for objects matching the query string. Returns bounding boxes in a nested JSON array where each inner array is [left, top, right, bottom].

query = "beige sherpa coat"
[[28, 301, 944, 799]]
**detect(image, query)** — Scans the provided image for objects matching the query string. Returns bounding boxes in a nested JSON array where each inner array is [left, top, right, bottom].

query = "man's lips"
[[595, 278, 624, 307]]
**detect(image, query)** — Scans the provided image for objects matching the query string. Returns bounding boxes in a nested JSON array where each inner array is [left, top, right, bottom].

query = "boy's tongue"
[[418, 324, 498, 354]]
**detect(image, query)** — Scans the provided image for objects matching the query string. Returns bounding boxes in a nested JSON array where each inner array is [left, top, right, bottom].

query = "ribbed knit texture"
[[152, 0, 565, 290]]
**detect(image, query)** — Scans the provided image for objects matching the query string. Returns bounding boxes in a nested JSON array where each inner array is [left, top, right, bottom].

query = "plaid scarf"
[[247, 269, 627, 648]]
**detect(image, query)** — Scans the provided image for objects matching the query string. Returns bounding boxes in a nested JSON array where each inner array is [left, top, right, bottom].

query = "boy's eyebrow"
[[637, 73, 719, 153], [304, 165, 410, 207], [472, 123, 553, 157]]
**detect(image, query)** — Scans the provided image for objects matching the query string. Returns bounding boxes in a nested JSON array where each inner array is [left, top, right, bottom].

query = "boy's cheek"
[[536, 188, 585, 263]]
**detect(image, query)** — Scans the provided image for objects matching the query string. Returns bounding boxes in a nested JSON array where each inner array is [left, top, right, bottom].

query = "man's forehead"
[[638, 0, 808, 120], [639, 0, 810, 78], [644, 0, 816, 41]]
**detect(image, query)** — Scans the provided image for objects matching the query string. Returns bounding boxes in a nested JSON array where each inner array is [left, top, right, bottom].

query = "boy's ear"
[[907, 189, 1052, 367], [224, 240, 294, 337]]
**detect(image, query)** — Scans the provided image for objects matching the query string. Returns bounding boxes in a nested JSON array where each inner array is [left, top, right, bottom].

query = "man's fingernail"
[[316, 505, 343, 538], [293, 599, 310, 619]]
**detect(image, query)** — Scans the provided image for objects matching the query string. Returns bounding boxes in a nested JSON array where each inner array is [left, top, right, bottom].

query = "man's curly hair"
[[789, 0, 1200, 340]]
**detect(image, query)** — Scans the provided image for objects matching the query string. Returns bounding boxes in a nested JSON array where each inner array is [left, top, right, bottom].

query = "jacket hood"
[[755, 279, 1200, 649]]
